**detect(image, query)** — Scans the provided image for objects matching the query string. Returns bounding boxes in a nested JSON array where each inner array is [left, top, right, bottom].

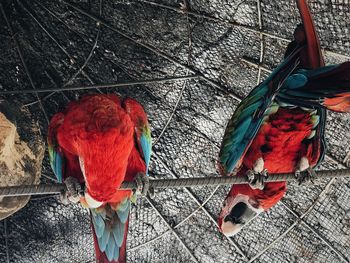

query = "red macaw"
[[47, 94, 151, 262], [217, 0, 350, 236]]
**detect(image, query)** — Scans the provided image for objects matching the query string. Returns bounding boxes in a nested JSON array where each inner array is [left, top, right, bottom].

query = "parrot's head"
[[218, 182, 286, 236], [218, 186, 264, 237], [69, 105, 136, 207]]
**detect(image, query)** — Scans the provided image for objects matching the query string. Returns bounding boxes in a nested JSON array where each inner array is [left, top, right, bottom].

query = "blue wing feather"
[[283, 73, 308, 89], [48, 140, 64, 183], [219, 48, 347, 175], [140, 130, 151, 174], [219, 46, 302, 174], [53, 152, 63, 183], [47, 113, 65, 183], [122, 98, 152, 175]]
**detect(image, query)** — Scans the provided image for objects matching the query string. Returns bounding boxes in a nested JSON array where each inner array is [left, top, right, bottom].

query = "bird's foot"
[[60, 177, 83, 204], [246, 169, 268, 190], [295, 167, 316, 185], [134, 173, 154, 198], [295, 157, 315, 185]]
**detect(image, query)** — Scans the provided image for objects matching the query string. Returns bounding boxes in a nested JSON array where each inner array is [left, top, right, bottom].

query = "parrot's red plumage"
[[217, 0, 350, 236], [48, 94, 152, 262]]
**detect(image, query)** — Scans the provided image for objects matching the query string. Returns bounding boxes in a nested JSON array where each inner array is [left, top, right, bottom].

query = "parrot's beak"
[[221, 202, 257, 236], [219, 194, 263, 237]]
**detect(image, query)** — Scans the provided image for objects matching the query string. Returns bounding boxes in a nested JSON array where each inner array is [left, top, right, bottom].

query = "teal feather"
[[117, 200, 130, 224], [48, 144, 63, 183], [112, 217, 125, 247], [92, 211, 104, 226], [98, 226, 110, 252], [140, 130, 151, 173], [226, 146, 245, 172], [284, 73, 308, 89], [283, 90, 321, 99], [54, 153, 63, 183], [303, 64, 338, 78], [113, 246, 120, 262], [105, 234, 116, 261], [91, 212, 105, 239], [237, 100, 263, 121], [220, 117, 252, 164], [117, 199, 129, 212], [91, 204, 128, 262], [249, 84, 268, 97], [230, 117, 252, 143]]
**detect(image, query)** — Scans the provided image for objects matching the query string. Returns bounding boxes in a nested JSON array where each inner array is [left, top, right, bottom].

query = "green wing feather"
[[219, 46, 302, 175], [47, 113, 65, 183]]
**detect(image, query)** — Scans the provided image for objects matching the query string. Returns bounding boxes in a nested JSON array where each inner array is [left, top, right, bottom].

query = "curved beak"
[[221, 201, 258, 237]]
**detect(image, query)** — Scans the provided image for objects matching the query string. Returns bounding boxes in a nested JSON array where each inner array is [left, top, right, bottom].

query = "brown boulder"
[[0, 102, 45, 220]]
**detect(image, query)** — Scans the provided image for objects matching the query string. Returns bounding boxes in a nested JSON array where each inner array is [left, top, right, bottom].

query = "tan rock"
[[0, 104, 45, 220]]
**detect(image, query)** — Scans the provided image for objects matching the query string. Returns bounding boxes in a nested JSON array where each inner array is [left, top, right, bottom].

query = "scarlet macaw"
[[48, 94, 151, 262], [218, 0, 350, 236]]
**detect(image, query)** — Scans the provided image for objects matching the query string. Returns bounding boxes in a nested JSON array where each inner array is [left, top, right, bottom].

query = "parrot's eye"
[[248, 198, 259, 209]]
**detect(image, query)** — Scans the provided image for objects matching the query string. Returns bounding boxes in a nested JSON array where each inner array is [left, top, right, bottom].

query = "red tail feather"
[[297, 0, 324, 68]]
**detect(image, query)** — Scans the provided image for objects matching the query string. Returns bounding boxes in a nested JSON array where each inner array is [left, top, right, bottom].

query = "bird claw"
[[134, 173, 153, 198], [60, 177, 83, 204], [246, 169, 268, 190], [295, 167, 316, 185]]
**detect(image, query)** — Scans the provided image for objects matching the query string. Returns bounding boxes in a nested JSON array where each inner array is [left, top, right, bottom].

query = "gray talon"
[[246, 169, 255, 182], [246, 169, 268, 190], [135, 173, 150, 197], [61, 177, 82, 204], [295, 167, 316, 185]]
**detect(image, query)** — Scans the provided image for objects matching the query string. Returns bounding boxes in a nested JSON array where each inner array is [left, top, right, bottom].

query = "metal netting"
[[0, 0, 349, 262]]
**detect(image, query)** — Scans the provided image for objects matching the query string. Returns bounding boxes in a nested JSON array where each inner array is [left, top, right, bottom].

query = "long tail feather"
[[297, 0, 324, 68], [90, 201, 130, 263], [91, 217, 129, 263]]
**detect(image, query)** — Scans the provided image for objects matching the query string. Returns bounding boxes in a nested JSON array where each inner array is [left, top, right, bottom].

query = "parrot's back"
[[48, 94, 152, 263]]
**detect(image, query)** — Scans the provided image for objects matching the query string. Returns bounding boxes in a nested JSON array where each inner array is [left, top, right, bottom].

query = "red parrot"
[[47, 94, 152, 262], [217, 0, 350, 236]]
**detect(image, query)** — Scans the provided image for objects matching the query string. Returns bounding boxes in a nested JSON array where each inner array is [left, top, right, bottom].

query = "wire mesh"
[[304, 177, 350, 261], [0, 0, 349, 262], [256, 223, 344, 263]]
